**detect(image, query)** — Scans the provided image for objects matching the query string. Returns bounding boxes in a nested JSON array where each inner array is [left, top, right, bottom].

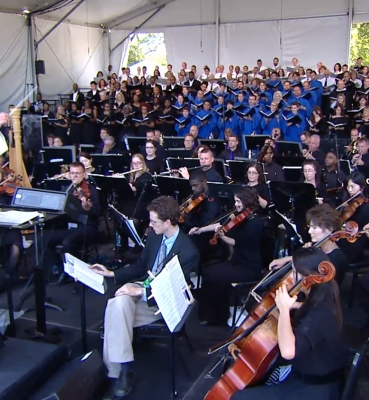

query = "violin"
[[209, 209, 253, 245], [0, 166, 22, 196], [72, 180, 92, 203], [336, 191, 369, 222], [179, 193, 207, 223], [204, 261, 336, 400]]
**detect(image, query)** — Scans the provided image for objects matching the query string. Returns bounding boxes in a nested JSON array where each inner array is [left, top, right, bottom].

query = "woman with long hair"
[[233, 247, 349, 400], [245, 162, 270, 212], [302, 160, 326, 201]]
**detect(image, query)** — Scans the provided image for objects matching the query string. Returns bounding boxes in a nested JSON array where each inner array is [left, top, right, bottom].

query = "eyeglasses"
[[150, 219, 163, 225], [247, 171, 259, 175]]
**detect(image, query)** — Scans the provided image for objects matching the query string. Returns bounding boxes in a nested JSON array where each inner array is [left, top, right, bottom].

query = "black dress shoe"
[[114, 370, 133, 397]]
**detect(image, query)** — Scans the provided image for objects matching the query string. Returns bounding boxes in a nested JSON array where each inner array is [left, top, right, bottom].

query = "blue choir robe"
[[286, 96, 312, 118], [302, 90, 318, 109], [260, 111, 285, 136], [309, 80, 323, 105], [282, 111, 306, 142], [217, 114, 242, 139], [258, 90, 273, 106], [175, 115, 196, 136], [267, 80, 283, 94], [239, 107, 262, 138], [194, 109, 218, 139]]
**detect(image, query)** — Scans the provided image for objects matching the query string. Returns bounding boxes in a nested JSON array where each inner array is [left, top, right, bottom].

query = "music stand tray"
[[163, 137, 184, 149], [228, 160, 250, 183], [165, 149, 189, 159], [208, 182, 244, 209], [214, 158, 227, 180], [282, 167, 302, 183], [166, 158, 200, 170], [126, 137, 147, 154], [89, 174, 135, 200], [276, 141, 303, 157], [275, 155, 305, 167], [155, 176, 192, 201], [41, 146, 76, 164], [90, 154, 131, 174], [198, 139, 226, 157], [244, 135, 269, 151]]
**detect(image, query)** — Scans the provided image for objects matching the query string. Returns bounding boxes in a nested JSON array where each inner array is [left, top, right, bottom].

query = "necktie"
[[152, 241, 166, 275], [324, 78, 328, 87]]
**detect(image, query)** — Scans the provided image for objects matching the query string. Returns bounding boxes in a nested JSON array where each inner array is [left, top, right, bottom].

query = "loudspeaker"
[[40, 350, 107, 400], [35, 60, 45, 75]]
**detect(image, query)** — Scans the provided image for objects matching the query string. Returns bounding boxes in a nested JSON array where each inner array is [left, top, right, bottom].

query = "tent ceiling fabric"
[[1, 0, 367, 28]]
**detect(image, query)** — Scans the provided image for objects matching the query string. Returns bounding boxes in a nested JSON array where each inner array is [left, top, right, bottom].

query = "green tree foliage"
[[127, 33, 165, 66], [350, 23, 369, 66]]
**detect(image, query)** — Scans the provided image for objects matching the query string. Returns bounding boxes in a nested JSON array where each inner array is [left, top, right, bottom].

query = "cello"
[[204, 260, 336, 400]]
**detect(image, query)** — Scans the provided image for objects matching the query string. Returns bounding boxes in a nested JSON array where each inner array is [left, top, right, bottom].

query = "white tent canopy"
[[0, 0, 368, 111]]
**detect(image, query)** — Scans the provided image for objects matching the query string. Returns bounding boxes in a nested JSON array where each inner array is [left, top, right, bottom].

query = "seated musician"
[[96, 136, 121, 154], [338, 171, 369, 263], [231, 247, 349, 400], [192, 187, 264, 325], [302, 160, 326, 203], [245, 162, 270, 213], [44, 161, 101, 270], [302, 134, 325, 167], [261, 145, 284, 182], [88, 197, 200, 397], [179, 148, 223, 182], [323, 150, 346, 207], [219, 133, 244, 161], [351, 136, 369, 167], [78, 151, 95, 175], [270, 204, 348, 286]]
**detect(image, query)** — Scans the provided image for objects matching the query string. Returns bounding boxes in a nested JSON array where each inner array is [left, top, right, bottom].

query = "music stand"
[[166, 157, 200, 171], [339, 160, 351, 176], [269, 181, 316, 225], [41, 146, 76, 164], [163, 137, 184, 149], [32, 163, 65, 186], [208, 182, 244, 210], [155, 176, 192, 202], [282, 167, 302, 182], [165, 149, 189, 159], [91, 153, 131, 174], [198, 139, 226, 157], [213, 158, 227, 180], [43, 179, 71, 192], [126, 136, 147, 154], [244, 135, 270, 152], [357, 165, 369, 180], [80, 144, 100, 154], [89, 174, 135, 204], [274, 155, 305, 167], [228, 160, 250, 183], [108, 204, 145, 248], [276, 141, 303, 157]]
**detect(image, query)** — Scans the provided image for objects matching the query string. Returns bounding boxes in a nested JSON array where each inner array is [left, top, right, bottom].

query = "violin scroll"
[[302, 261, 336, 290]]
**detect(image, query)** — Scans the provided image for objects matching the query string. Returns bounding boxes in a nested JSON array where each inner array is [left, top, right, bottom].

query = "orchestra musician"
[[337, 172, 369, 263], [88, 197, 200, 397], [78, 152, 95, 175], [179, 148, 223, 182], [270, 204, 348, 286], [260, 145, 284, 182], [232, 247, 349, 400], [302, 160, 326, 203], [245, 162, 270, 213], [43, 161, 101, 273], [193, 187, 264, 325], [351, 135, 369, 167], [323, 150, 346, 207]]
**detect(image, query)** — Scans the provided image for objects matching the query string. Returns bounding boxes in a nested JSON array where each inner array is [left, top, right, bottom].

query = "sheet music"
[[63, 253, 107, 294], [108, 205, 145, 247], [150, 255, 192, 332], [275, 209, 303, 244], [0, 210, 42, 226]]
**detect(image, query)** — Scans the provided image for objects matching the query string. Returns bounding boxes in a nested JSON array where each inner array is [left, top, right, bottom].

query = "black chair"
[[134, 319, 193, 399], [230, 280, 260, 327], [342, 337, 369, 399]]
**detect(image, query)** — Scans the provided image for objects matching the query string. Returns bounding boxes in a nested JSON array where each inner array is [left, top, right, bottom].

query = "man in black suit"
[[86, 81, 100, 103], [184, 71, 201, 92], [70, 83, 85, 109], [89, 196, 200, 397], [164, 75, 182, 100]]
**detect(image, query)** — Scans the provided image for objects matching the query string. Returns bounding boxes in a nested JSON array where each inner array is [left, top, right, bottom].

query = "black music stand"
[[79, 144, 100, 153], [213, 159, 227, 181], [198, 139, 226, 157], [269, 180, 316, 227], [276, 141, 303, 157], [244, 135, 269, 152], [228, 160, 249, 183], [126, 137, 147, 154], [357, 165, 369, 180], [274, 155, 305, 167], [41, 146, 76, 164], [166, 158, 200, 171], [91, 153, 131, 174], [43, 179, 71, 192], [340, 160, 351, 176], [163, 137, 185, 149], [89, 174, 135, 205], [32, 163, 65, 186], [155, 176, 192, 202], [208, 182, 245, 210], [165, 149, 190, 159], [282, 167, 302, 182]]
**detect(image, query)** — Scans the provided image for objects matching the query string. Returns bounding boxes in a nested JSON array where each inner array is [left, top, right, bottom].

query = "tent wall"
[[34, 18, 105, 98], [164, 15, 349, 72], [109, 30, 131, 75], [0, 13, 29, 112], [353, 0, 369, 22]]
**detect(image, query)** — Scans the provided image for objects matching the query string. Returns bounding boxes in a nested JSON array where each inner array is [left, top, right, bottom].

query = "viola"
[[0, 168, 23, 196], [204, 261, 336, 400], [337, 192, 369, 222], [179, 193, 207, 223], [209, 209, 253, 245]]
